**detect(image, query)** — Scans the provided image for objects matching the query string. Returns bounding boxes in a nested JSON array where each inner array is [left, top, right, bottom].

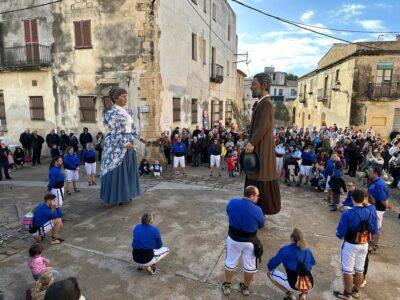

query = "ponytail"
[[49, 155, 62, 170], [291, 228, 306, 249]]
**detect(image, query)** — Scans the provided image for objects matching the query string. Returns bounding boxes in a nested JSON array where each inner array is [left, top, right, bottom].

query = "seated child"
[[151, 160, 163, 177], [309, 163, 325, 192], [28, 244, 59, 281], [284, 153, 300, 186], [139, 159, 151, 176], [13, 147, 25, 168]]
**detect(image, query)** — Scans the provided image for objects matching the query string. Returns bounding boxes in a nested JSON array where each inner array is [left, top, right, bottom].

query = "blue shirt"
[[210, 144, 222, 155], [336, 206, 378, 239], [171, 142, 187, 155], [323, 159, 335, 178], [47, 166, 64, 190], [33, 203, 63, 227], [368, 178, 389, 211], [226, 198, 265, 233], [341, 191, 354, 207], [83, 149, 96, 159], [63, 153, 80, 170], [301, 151, 315, 165], [267, 243, 316, 272], [132, 224, 162, 250]]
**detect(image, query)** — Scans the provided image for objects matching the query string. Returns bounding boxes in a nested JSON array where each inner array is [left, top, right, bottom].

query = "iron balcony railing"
[[367, 82, 400, 99], [210, 63, 224, 84], [0, 44, 51, 69]]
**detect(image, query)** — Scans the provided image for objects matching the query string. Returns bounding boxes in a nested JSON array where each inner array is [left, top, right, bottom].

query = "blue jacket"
[[47, 166, 64, 190], [171, 143, 187, 155], [83, 149, 96, 159], [267, 243, 316, 272], [323, 159, 335, 178], [301, 151, 315, 166], [210, 144, 222, 155], [341, 191, 354, 207], [226, 198, 265, 233], [336, 206, 378, 239], [132, 224, 162, 250], [63, 153, 80, 170], [368, 178, 389, 211], [33, 203, 63, 227]]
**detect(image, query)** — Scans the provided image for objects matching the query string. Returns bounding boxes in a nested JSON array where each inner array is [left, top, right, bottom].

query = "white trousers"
[[51, 188, 64, 208]]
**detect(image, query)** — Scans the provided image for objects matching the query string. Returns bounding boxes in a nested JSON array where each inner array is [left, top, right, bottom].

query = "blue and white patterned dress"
[[100, 105, 141, 204]]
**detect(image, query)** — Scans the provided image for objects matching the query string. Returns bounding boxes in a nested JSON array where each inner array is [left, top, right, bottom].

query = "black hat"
[[241, 151, 260, 175]]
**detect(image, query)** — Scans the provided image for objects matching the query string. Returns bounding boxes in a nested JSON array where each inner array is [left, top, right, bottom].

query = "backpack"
[[21, 211, 34, 230], [291, 247, 314, 292], [348, 210, 372, 244]]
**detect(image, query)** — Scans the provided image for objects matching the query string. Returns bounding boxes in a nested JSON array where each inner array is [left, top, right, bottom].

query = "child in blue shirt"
[[337, 181, 356, 212]]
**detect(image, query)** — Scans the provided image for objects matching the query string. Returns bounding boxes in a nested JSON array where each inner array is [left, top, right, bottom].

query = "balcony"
[[317, 88, 329, 101], [210, 63, 224, 84], [367, 82, 400, 99], [298, 93, 306, 103], [0, 44, 51, 70]]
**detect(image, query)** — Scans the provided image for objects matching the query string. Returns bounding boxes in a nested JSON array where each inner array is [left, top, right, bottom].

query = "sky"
[[230, 0, 400, 77]]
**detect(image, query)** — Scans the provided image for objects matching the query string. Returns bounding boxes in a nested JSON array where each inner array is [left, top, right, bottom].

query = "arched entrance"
[[321, 112, 326, 127], [292, 107, 296, 124]]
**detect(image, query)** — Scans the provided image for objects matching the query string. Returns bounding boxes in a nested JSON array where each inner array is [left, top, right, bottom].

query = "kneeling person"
[[222, 186, 265, 296], [267, 228, 315, 300], [31, 194, 63, 244], [132, 213, 169, 275]]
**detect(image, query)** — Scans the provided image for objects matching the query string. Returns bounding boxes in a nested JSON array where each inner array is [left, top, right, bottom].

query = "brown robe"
[[245, 95, 281, 215]]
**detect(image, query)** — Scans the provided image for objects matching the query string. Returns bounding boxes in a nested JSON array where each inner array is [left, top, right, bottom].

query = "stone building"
[[293, 37, 400, 136], [0, 0, 238, 156]]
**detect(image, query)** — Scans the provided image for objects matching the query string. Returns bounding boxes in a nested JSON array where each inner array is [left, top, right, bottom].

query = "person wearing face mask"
[[100, 87, 146, 205]]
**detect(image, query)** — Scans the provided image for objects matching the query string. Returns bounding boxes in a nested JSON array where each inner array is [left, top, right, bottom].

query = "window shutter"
[[74, 21, 83, 48], [23, 19, 31, 43], [31, 19, 38, 43], [83, 20, 91, 47]]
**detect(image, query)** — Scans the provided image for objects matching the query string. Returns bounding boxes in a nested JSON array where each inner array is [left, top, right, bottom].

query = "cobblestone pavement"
[[0, 162, 399, 299]]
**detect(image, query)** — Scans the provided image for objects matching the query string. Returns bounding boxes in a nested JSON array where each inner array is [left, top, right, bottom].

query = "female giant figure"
[[101, 87, 145, 205]]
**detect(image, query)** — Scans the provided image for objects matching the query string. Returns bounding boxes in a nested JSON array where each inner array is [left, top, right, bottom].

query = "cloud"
[[333, 4, 365, 19], [376, 3, 393, 9], [301, 10, 314, 22], [357, 20, 385, 31], [237, 34, 332, 75]]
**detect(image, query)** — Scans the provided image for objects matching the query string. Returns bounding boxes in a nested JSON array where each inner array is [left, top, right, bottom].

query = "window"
[[225, 100, 232, 120], [201, 38, 206, 64], [228, 24, 231, 41], [203, 0, 207, 12], [173, 98, 181, 122], [279, 89, 283, 96], [308, 114, 311, 120], [192, 33, 197, 61], [291, 89, 296, 96], [191, 99, 198, 124], [74, 20, 92, 49], [274, 88, 277, 96], [310, 78, 314, 91], [79, 96, 96, 122], [23, 19, 39, 63], [0, 93, 7, 130], [219, 101, 224, 121], [29, 96, 45, 120], [211, 100, 219, 123], [226, 60, 230, 76], [212, 2, 216, 21], [335, 69, 340, 82], [377, 69, 392, 85], [103, 96, 113, 113], [323, 76, 329, 98]]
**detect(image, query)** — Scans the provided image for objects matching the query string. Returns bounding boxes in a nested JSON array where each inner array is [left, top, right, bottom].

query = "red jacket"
[[226, 158, 236, 170]]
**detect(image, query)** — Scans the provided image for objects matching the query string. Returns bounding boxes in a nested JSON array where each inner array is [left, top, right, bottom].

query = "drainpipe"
[[361, 106, 367, 126]]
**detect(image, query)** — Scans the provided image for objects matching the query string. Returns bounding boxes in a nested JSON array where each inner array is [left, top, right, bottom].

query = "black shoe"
[[37, 162, 41, 165], [5, 177, 12, 180]]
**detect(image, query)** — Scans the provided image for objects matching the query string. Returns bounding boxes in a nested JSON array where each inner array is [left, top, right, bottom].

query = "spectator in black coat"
[[0, 142, 11, 180], [31, 130, 44, 166], [79, 127, 93, 150], [19, 128, 32, 159], [69, 133, 79, 153], [45, 129, 60, 149], [344, 138, 360, 177], [59, 130, 70, 155], [190, 136, 202, 167]]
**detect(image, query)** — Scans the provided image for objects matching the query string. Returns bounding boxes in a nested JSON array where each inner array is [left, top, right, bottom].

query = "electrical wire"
[[0, 0, 62, 14], [230, 0, 387, 51]]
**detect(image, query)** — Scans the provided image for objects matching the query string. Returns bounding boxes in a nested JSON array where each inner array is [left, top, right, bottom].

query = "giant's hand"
[[245, 143, 255, 153], [125, 142, 134, 150], [139, 137, 146, 144]]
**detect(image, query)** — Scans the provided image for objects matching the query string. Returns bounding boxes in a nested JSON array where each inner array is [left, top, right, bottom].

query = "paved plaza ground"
[[0, 162, 400, 299]]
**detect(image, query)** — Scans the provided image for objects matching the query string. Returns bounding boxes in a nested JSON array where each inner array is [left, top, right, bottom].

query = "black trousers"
[[163, 147, 171, 165], [32, 148, 42, 165], [0, 160, 9, 179], [348, 159, 358, 176], [192, 152, 201, 166]]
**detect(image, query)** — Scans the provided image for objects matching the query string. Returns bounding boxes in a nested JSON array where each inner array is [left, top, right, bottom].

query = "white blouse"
[[115, 105, 133, 134]]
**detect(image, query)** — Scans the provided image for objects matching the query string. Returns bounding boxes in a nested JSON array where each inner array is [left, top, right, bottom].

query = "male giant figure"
[[245, 73, 281, 215]]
